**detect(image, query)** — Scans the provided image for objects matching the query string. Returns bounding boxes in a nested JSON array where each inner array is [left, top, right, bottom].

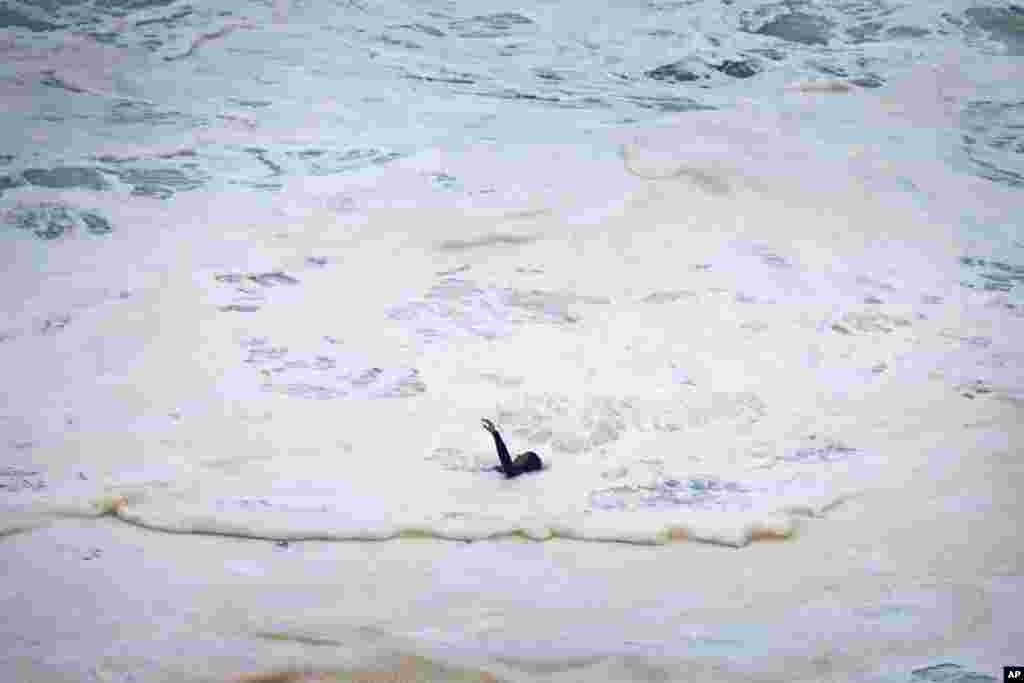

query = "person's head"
[[523, 451, 544, 470]]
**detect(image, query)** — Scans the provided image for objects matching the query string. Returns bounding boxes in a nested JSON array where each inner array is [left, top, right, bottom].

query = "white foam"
[[3, 57, 1023, 554]]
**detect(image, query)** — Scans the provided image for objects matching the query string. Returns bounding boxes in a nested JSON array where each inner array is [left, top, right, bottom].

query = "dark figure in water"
[[481, 418, 543, 478]]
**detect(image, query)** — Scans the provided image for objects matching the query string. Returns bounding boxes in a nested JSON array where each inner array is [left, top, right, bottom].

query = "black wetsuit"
[[486, 426, 543, 478]]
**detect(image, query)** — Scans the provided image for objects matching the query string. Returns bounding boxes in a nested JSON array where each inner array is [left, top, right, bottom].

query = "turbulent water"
[[1, 0, 1022, 550]]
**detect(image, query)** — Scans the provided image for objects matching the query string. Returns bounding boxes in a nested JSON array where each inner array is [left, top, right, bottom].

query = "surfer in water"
[[481, 418, 543, 478]]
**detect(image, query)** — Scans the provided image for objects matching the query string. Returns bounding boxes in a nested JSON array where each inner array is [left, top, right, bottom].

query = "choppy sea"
[[1, 2, 1023, 682], [2, 1, 1023, 201], [1, 0, 1022, 542]]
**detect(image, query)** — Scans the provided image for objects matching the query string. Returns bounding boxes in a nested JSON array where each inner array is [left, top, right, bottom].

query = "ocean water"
[[0, 3, 1022, 678], [1, 0, 1022, 546]]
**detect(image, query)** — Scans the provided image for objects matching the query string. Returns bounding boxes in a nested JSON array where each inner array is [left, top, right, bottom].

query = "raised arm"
[[481, 418, 514, 475]]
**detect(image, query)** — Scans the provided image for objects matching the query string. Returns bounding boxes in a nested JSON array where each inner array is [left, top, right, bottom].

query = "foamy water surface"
[[0, 0, 1022, 680]]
